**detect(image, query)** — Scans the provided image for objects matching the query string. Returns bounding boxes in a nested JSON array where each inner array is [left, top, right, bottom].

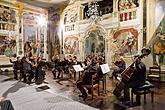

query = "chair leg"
[[144, 91, 146, 104], [91, 88, 94, 99], [98, 82, 100, 96], [151, 91, 154, 103], [131, 90, 133, 106]]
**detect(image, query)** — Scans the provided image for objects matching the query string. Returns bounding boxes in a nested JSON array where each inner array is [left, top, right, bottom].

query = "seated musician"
[[52, 55, 62, 79], [22, 52, 35, 83], [96, 57, 104, 79], [120, 55, 146, 106], [72, 56, 82, 67], [10, 56, 22, 80], [111, 56, 126, 79], [0, 96, 14, 110], [35, 57, 46, 82], [77, 60, 98, 101]]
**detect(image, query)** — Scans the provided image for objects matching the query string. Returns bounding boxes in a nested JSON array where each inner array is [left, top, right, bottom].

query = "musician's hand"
[[0, 96, 4, 102]]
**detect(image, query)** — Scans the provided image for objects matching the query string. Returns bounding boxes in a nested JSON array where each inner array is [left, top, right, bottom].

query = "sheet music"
[[100, 64, 110, 74], [73, 64, 84, 72]]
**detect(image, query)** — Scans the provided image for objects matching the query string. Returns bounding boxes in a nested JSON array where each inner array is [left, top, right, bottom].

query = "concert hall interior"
[[0, 0, 165, 110]]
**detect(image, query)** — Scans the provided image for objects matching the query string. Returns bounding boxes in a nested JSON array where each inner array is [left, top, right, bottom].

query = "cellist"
[[119, 54, 146, 106]]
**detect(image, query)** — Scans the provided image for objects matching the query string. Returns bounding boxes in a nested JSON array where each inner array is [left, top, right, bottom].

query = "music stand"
[[73, 64, 84, 80], [100, 64, 110, 94]]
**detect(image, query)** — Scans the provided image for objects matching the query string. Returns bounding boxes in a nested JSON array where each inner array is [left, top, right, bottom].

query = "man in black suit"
[[122, 55, 146, 106], [77, 58, 101, 101], [10, 56, 22, 80], [111, 56, 126, 79], [0, 96, 14, 110]]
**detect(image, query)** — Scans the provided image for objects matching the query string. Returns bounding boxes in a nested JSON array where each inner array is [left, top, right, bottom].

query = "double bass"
[[113, 48, 151, 97]]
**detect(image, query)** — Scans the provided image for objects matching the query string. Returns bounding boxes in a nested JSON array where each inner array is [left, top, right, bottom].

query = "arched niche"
[[83, 25, 107, 59]]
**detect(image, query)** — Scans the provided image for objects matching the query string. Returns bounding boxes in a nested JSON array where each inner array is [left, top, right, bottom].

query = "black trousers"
[[77, 80, 98, 96], [124, 81, 144, 104], [0, 100, 14, 110]]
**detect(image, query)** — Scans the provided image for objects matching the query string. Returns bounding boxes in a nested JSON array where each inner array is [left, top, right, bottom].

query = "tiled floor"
[[1, 70, 165, 110]]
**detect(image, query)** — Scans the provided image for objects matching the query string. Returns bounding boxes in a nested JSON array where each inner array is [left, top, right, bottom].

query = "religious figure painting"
[[112, 28, 138, 56], [24, 25, 36, 43], [23, 12, 37, 43], [152, 15, 165, 65], [0, 35, 16, 57], [64, 35, 79, 54], [118, 0, 139, 11]]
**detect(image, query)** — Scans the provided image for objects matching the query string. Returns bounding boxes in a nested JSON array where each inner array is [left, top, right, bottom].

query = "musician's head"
[[73, 56, 77, 60], [134, 54, 141, 64], [119, 56, 124, 61], [17, 56, 22, 62]]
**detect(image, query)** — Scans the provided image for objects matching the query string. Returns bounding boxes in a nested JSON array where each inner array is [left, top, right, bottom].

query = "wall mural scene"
[[118, 0, 139, 11], [0, 5, 17, 31], [64, 35, 79, 55], [23, 12, 37, 43], [112, 28, 138, 57], [48, 8, 60, 58], [152, 15, 165, 65], [63, 6, 78, 25], [0, 35, 16, 57], [23, 12, 44, 57]]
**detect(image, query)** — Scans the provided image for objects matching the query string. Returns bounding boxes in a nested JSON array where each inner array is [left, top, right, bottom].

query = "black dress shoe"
[[117, 96, 124, 102], [132, 102, 141, 106], [122, 101, 130, 107]]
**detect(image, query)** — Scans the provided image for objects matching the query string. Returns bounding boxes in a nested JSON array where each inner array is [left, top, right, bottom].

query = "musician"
[[111, 56, 126, 79], [22, 52, 34, 83], [52, 55, 62, 79], [35, 57, 46, 83], [72, 56, 82, 67], [121, 55, 146, 106], [0, 96, 14, 110], [10, 56, 22, 80], [77, 60, 97, 101], [96, 57, 104, 79]]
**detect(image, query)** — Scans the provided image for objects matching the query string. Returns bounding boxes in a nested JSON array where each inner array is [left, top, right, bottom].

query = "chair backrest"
[[149, 65, 161, 75]]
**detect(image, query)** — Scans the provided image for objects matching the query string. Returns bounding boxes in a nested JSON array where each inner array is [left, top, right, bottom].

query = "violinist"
[[52, 55, 62, 79], [77, 60, 97, 101], [10, 56, 22, 80], [22, 52, 34, 83], [120, 55, 146, 106], [111, 56, 126, 79]]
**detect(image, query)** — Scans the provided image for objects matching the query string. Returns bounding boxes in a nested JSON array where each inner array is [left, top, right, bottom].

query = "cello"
[[113, 48, 151, 97]]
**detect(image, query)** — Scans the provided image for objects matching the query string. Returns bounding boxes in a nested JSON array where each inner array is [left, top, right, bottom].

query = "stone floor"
[[1, 70, 165, 110]]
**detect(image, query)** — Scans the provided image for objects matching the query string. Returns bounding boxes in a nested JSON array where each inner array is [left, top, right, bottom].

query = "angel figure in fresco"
[[154, 32, 165, 54], [154, 32, 165, 64], [120, 32, 136, 55]]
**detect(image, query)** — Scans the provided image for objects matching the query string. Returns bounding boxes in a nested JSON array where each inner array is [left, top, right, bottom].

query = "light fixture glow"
[[36, 16, 47, 27]]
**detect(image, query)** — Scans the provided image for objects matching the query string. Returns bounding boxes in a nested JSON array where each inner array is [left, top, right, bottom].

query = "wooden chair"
[[83, 74, 99, 99], [147, 65, 161, 82]]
